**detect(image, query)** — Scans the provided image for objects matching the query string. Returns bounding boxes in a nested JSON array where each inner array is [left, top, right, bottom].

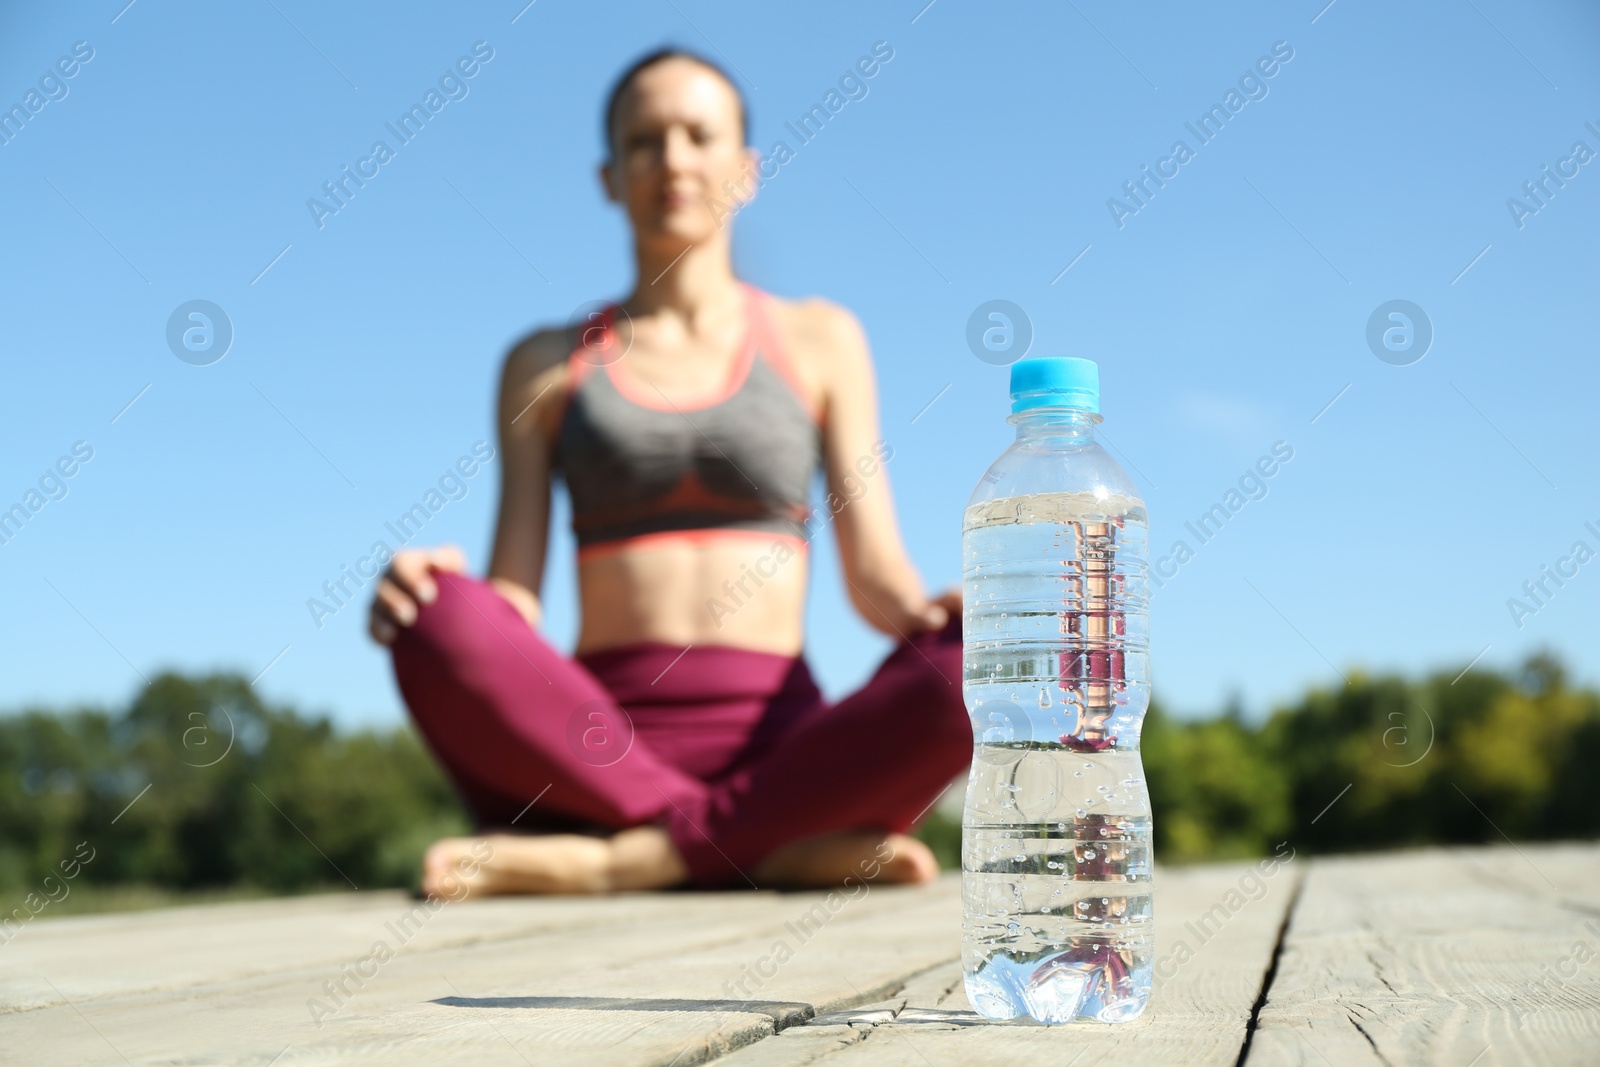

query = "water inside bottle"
[[961, 491, 1151, 1024]]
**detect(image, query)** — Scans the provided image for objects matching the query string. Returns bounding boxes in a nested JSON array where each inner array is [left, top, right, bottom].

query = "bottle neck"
[[1008, 405, 1101, 445]]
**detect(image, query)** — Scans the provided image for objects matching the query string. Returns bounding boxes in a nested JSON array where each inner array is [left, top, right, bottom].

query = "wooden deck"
[[3, 843, 1597, 1065]]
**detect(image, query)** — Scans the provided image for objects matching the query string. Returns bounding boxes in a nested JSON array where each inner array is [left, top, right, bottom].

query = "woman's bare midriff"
[[575, 536, 809, 655]]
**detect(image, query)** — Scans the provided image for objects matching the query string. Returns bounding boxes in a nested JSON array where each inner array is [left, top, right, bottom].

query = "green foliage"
[[918, 651, 1600, 866], [1142, 698, 1292, 861], [5, 653, 1598, 902], [0, 672, 468, 898], [1149, 650, 1600, 862], [1256, 652, 1600, 855], [914, 803, 962, 872]]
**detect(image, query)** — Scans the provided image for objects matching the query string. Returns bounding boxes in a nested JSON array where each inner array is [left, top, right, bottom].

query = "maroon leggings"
[[390, 574, 972, 888]]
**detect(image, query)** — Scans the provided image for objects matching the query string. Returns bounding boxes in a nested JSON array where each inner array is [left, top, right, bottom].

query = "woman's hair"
[[603, 48, 748, 158]]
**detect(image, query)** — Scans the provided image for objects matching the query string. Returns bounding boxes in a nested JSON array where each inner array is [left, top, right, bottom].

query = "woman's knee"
[[876, 650, 966, 757], [392, 573, 527, 673]]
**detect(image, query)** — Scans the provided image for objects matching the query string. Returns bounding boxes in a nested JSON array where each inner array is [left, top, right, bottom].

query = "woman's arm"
[[485, 330, 570, 629], [366, 330, 567, 644], [809, 302, 957, 638]]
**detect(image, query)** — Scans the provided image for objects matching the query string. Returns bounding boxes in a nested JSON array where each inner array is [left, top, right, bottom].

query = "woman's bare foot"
[[419, 827, 937, 898], [750, 831, 939, 889], [421, 826, 689, 898]]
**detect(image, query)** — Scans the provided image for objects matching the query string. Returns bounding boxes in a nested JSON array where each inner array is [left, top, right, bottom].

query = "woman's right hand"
[[369, 545, 466, 645]]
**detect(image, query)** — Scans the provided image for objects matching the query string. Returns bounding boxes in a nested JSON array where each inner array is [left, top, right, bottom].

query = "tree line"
[[1, 652, 1595, 899]]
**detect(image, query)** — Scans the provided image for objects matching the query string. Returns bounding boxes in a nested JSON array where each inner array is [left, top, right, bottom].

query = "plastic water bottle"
[[960, 356, 1152, 1024]]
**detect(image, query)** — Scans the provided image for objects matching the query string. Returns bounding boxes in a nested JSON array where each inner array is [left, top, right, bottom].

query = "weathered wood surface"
[[0, 844, 1593, 1066], [0, 877, 957, 1066], [714, 858, 1300, 1067], [1244, 845, 1600, 1067]]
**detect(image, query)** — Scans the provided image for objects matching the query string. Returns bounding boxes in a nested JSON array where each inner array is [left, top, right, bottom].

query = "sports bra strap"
[[743, 287, 819, 423]]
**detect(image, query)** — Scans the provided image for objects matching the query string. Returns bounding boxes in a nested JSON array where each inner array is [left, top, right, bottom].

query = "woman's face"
[[604, 58, 755, 244]]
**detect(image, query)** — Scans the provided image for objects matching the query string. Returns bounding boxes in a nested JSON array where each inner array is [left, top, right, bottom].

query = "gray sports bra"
[[553, 284, 821, 557]]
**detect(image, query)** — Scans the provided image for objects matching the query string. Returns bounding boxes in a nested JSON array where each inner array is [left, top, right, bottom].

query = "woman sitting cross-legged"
[[368, 48, 971, 897]]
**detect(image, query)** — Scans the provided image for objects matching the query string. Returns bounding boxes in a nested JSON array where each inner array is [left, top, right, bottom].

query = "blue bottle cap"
[[1009, 356, 1100, 414]]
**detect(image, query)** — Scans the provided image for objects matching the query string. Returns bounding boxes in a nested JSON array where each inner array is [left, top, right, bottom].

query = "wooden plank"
[[708, 964, 966, 1066], [1472, 840, 1600, 914], [0, 875, 972, 1066], [1245, 845, 1600, 1067], [22, 846, 1587, 1065], [0, 887, 853, 1011], [712, 856, 1300, 1065]]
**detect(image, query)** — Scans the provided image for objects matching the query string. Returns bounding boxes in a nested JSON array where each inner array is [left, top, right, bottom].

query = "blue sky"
[[1, 0, 1595, 728]]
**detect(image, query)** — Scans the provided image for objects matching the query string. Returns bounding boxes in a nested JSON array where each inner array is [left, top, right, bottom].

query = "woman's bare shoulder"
[[763, 293, 871, 390], [498, 324, 575, 431], [766, 293, 865, 346], [503, 325, 574, 383]]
